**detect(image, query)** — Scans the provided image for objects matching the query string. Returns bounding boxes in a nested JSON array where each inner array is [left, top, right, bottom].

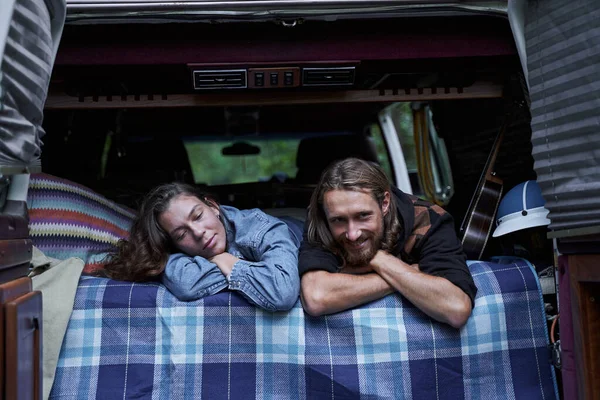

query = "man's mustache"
[[338, 232, 374, 246]]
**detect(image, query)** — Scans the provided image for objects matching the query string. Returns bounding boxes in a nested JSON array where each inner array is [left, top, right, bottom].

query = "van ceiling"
[[55, 17, 515, 66], [47, 16, 519, 105]]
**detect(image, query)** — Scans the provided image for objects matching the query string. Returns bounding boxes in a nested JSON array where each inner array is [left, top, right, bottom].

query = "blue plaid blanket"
[[50, 258, 558, 399]]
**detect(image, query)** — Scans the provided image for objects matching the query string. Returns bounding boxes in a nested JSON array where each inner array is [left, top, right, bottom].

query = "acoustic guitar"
[[459, 120, 508, 260]]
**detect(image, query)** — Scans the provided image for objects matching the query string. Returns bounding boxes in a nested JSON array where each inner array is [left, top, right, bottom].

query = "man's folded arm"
[[370, 251, 472, 328], [374, 213, 475, 328], [300, 270, 394, 316], [299, 239, 393, 315]]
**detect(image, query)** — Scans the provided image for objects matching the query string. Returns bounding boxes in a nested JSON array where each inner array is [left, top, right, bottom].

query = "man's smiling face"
[[323, 189, 390, 268]]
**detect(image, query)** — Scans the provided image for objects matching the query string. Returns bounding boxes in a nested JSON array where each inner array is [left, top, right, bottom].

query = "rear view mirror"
[[221, 141, 261, 156]]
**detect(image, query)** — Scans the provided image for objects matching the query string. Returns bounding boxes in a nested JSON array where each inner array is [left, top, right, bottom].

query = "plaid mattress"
[[50, 258, 558, 399]]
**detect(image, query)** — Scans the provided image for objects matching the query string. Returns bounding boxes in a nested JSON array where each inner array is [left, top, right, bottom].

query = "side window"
[[389, 102, 417, 173], [367, 123, 394, 181], [411, 102, 455, 205], [382, 102, 423, 196], [382, 102, 454, 205]]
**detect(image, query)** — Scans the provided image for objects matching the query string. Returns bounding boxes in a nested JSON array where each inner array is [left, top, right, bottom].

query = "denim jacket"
[[161, 206, 300, 311]]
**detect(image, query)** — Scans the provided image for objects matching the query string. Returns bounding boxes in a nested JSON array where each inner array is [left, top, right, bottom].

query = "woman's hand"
[[209, 252, 240, 278]]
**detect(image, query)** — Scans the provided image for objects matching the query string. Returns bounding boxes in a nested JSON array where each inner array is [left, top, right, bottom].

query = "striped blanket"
[[49, 258, 557, 400], [27, 173, 135, 274]]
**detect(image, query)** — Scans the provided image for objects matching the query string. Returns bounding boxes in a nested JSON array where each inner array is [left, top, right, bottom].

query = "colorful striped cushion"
[[26, 173, 136, 274]]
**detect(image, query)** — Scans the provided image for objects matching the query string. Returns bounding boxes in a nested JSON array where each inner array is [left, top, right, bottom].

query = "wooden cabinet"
[[568, 255, 600, 400], [0, 277, 42, 400], [0, 182, 41, 399]]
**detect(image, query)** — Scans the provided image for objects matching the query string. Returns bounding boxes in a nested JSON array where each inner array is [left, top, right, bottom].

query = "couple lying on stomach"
[[103, 158, 477, 329]]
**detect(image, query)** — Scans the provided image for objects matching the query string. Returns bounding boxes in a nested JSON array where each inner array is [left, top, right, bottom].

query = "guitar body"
[[459, 117, 509, 260], [461, 177, 503, 260]]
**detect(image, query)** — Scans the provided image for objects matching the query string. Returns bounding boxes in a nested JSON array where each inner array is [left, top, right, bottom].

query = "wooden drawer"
[[0, 200, 29, 240], [0, 239, 32, 285], [5, 290, 43, 400], [0, 277, 33, 399]]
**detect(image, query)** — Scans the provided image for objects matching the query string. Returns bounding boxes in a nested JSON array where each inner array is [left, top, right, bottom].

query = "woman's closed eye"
[[175, 230, 187, 242]]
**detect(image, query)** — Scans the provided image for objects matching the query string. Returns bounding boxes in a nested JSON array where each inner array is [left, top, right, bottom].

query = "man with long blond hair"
[[299, 158, 476, 328]]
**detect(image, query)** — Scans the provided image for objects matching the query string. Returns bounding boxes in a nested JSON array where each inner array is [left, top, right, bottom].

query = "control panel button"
[[254, 72, 264, 87], [270, 72, 279, 86], [284, 72, 294, 86]]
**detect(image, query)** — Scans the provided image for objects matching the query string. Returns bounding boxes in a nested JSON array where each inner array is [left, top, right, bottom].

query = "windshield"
[[184, 135, 301, 185], [183, 130, 391, 186]]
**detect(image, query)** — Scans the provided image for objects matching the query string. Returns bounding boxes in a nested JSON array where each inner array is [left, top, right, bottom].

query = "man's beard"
[[336, 230, 382, 269]]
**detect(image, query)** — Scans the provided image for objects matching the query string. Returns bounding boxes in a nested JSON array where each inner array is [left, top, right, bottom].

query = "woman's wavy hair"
[[102, 182, 217, 282], [307, 158, 401, 254]]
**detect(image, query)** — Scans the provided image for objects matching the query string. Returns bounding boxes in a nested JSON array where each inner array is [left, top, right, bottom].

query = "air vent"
[[302, 67, 355, 87], [193, 69, 247, 90]]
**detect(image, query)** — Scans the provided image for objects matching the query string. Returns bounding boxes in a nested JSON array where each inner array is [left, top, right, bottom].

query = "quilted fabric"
[[26, 173, 135, 273], [50, 257, 558, 400]]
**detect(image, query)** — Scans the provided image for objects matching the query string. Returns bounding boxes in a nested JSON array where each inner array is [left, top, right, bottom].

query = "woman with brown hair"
[[103, 182, 301, 311]]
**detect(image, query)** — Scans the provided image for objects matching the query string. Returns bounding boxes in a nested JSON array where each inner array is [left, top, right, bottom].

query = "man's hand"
[[370, 250, 419, 272], [300, 270, 394, 316], [341, 251, 419, 275], [369, 250, 471, 329]]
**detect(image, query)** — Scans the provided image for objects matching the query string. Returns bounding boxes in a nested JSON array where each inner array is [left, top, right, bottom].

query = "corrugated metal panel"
[[526, 0, 600, 233], [0, 0, 65, 173]]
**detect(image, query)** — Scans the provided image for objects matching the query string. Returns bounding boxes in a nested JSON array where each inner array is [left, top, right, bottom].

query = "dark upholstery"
[[101, 138, 194, 207], [295, 134, 379, 184]]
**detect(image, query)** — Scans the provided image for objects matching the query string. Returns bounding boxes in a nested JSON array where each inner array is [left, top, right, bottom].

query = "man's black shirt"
[[298, 187, 478, 307]]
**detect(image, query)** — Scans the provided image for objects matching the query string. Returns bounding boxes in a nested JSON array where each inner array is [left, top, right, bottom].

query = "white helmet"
[[492, 180, 551, 237]]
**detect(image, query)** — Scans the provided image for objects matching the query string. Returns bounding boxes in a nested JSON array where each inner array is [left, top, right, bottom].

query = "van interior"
[[0, 3, 574, 398], [41, 16, 542, 263]]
